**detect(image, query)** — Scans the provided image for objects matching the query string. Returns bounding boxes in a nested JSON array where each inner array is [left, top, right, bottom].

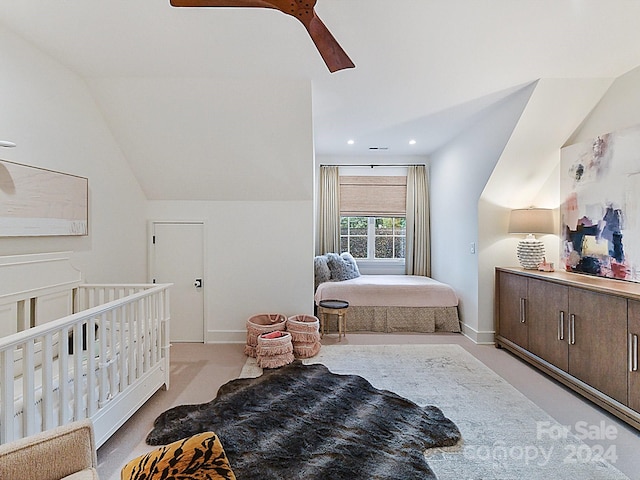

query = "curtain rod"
[[320, 164, 425, 168]]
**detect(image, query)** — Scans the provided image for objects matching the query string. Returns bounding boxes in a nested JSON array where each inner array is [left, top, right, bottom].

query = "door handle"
[[569, 314, 576, 345], [558, 311, 565, 341], [630, 333, 639, 372], [194, 278, 203, 288]]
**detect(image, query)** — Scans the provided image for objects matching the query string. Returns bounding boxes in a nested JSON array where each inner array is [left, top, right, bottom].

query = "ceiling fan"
[[170, 0, 355, 73]]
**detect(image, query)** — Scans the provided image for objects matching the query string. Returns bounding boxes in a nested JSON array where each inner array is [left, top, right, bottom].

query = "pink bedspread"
[[314, 275, 458, 308]]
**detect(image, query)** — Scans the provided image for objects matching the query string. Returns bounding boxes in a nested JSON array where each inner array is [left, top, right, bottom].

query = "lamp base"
[[516, 237, 546, 270]]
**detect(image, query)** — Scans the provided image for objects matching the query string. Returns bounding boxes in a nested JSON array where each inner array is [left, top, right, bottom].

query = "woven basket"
[[286, 315, 321, 343], [293, 341, 321, 359], [256, 331, 294, 369], [257, 352, 295, 369], [244, 313, 287, 357]]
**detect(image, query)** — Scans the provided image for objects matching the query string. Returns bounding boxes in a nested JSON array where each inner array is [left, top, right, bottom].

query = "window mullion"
[[369, 217, 376, 259]]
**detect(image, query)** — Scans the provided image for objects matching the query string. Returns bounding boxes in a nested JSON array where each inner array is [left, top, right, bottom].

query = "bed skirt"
[[335, 306, 461, 333]]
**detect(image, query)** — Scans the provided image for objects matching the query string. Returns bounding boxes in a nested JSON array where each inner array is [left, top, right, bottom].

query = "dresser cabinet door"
[[628, 300, 640, 411], [498, 271, 529, 348], [568, 287, 628, 404], [528, 278, 569, 371]]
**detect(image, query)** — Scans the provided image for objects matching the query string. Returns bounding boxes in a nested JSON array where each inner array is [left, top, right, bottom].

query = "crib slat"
[[58, 327, 70, 426], [117, 305, 126, 391], [144, 297, 150, 371], [97, 312, 108, 409], [136, 299, 144, 378], [107, 308, 118, 399], [128, 302, 136, 384], [86, 317, 96, 416], [0, 348, 15, 443], [150, 295, 158, 366], [73, 323, 84, 420], [162, 289, 171, 390], [42, 334, 55, 430], [22, 340, 36, 437]]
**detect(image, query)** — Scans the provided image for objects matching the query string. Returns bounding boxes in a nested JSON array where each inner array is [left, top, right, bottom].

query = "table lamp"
[[508, 208, 555, 269]]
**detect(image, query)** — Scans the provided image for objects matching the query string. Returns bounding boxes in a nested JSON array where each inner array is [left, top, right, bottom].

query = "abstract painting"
[[560, 123, 640, 282], [0, 160, 88, 236]]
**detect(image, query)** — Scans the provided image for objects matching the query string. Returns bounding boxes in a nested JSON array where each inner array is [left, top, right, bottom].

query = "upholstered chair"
[[0, 419, 99, 480]]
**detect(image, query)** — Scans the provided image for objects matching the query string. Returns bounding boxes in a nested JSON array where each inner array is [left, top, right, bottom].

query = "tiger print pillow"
[[121, 432, 236, 480]]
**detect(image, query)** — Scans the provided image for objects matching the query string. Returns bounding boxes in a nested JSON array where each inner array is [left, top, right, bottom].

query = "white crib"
[[0, 252, 171, 447]]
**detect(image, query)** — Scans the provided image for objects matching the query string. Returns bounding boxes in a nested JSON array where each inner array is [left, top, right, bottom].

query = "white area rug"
[[242, 344, 628, 480]]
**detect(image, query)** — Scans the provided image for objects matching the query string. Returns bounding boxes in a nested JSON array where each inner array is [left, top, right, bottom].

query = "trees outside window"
[[340, 216, 405, 260]]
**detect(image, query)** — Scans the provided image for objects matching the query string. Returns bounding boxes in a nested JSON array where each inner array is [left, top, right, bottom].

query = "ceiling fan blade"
[[170, 0, 274, 7], [169, 0, 355, 72], [304, 14, 354, 73]]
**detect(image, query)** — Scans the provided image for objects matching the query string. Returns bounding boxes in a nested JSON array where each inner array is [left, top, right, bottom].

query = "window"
[[340, 216, 406, 260], [338, 174, 407, 262]]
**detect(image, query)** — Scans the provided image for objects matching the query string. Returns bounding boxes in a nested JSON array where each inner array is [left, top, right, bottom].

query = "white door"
[[151, 222, 205, 342]]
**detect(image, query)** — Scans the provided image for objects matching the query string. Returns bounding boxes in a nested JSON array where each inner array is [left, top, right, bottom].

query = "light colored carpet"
[[243, 344, 629, 480]]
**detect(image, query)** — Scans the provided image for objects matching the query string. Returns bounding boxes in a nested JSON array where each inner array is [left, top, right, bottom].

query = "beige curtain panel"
[[318, 165, 340, 254], [405, 165, 431, 276]]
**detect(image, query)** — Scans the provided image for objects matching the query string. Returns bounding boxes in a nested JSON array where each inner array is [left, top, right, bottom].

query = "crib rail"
[[0, 283, 171, 445]]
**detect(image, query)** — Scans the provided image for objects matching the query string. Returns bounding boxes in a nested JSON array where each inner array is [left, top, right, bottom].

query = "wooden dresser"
[[495, 267, 640, 430]]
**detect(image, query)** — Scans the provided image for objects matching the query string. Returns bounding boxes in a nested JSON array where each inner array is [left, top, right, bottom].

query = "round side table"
[[318, 299, 349, 341]]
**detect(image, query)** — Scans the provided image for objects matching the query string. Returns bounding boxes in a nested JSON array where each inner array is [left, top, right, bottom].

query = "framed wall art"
[[560, 123, 640, 282], [0, 160, 88, 236]]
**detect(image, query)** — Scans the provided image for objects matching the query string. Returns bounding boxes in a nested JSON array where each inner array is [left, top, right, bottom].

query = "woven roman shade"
[[339, 176, 407, 216]]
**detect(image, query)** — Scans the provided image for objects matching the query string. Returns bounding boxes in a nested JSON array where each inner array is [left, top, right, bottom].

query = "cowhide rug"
[[147, 361, 461, 479]]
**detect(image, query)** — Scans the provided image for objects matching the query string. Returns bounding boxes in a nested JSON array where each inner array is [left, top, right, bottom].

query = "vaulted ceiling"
[[2, 1, 640, 199]]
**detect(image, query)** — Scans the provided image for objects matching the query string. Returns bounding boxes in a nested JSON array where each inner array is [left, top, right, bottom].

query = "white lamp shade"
[[508, 208, 554, 235]]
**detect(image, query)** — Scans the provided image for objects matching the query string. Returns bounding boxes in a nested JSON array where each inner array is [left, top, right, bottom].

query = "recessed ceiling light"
[[347, 139, 355, 145], [0, 140, 16, 148], [409, 139, 417, 145]]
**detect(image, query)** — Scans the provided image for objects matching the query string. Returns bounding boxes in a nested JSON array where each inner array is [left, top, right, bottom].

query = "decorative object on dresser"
[[495, 267, 640, 430], [508, 207, 555, 269]]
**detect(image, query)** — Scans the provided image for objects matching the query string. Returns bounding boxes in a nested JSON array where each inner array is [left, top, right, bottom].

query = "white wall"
[[429, 84, 536, 343], [1, 24, 315, 339], [147, 200, 313, 343], [477, 78, 614, 343], [567, 65, 640, 145], [0, 26, 148, 282]]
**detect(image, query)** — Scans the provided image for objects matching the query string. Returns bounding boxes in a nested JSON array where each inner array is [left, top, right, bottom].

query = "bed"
[[0, 251, 171, 448], [314, 253, 460, 333]]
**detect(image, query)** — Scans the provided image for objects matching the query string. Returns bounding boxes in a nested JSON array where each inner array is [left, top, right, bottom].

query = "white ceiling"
[[2, 0, 640, 196]]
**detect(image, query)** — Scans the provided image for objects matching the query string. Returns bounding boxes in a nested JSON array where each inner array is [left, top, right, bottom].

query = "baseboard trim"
[[207, 326, 496, 345], [460, 322, 495, 345], [206, 330, 245, 344]]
